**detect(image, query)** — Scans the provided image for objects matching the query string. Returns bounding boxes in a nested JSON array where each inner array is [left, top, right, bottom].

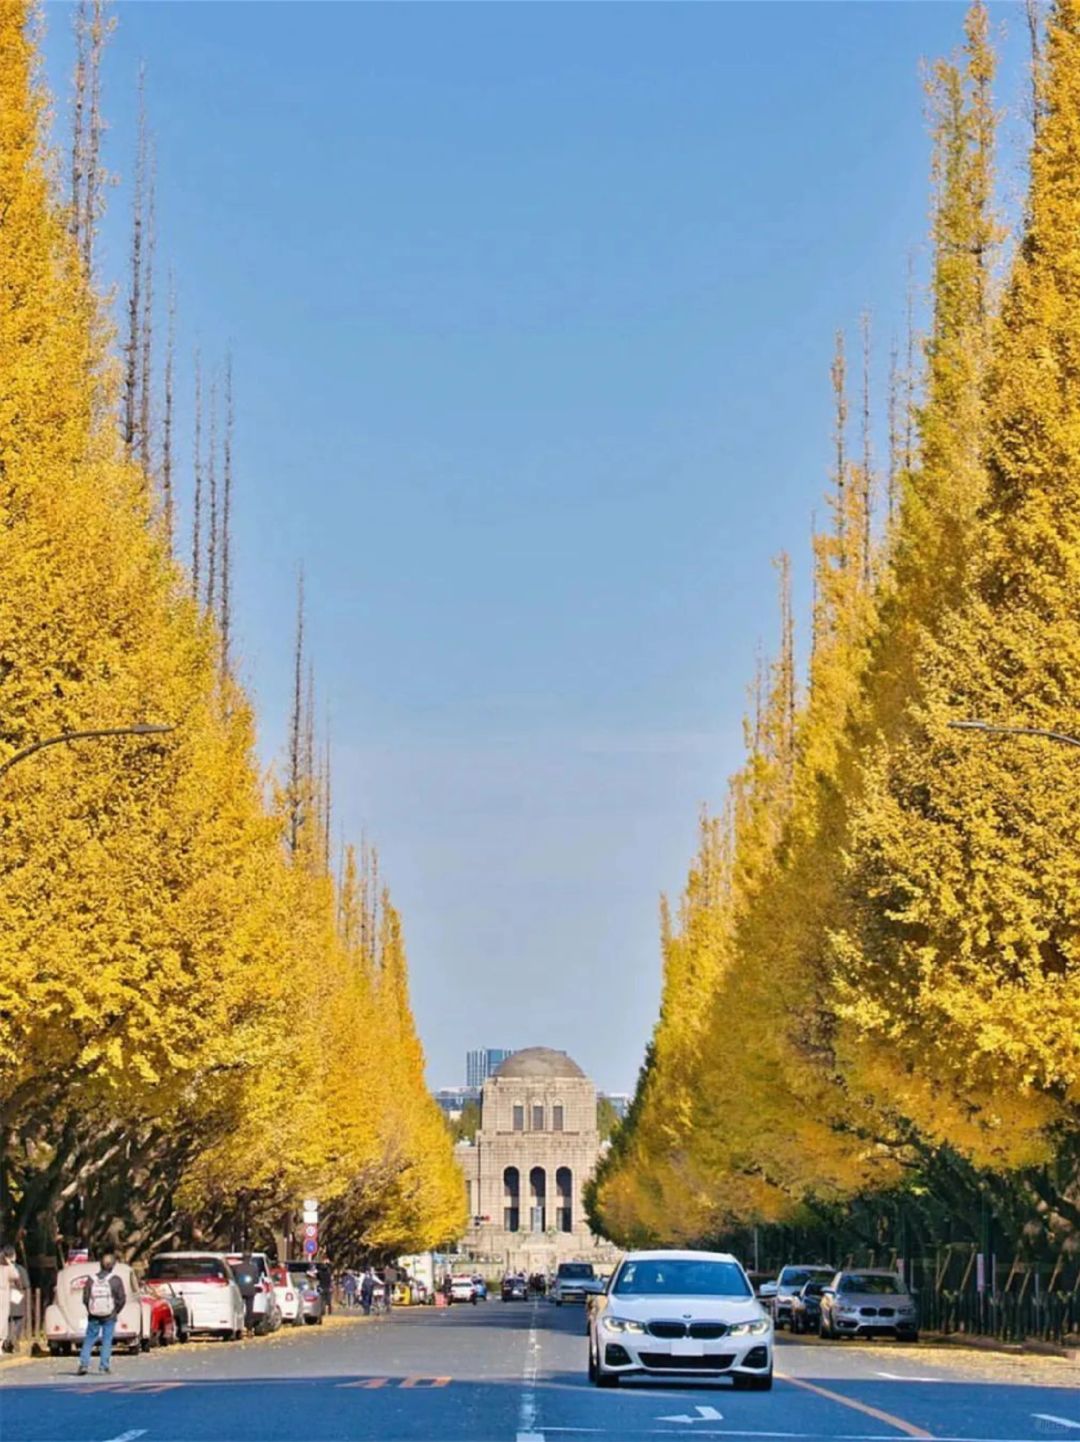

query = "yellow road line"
[[777, 1371, 934, 1438]]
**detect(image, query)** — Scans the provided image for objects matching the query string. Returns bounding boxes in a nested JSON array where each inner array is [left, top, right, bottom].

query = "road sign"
[[303, 1223, 318, 1240], [302, 1211, 318, 1225], [302, 1198, 319, 1212], [303, 1238, 317, 1257]]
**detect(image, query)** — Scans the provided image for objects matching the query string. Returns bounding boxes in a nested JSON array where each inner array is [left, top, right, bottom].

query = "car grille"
[[858, 1306, 896, 1317], [645, 1320, 729, 1339], [639, 1353, 734, 1371]]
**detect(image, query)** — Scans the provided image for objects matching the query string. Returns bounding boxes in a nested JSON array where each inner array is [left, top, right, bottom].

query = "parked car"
[[285, 1262, 326, 1324], [145, 1253, 245, 1340], [588, 1249, 773, 1390], [818, 1269, 919, 1341], [141, 1277, 190, 1344], [790, 1280, 830, 1335], [44, 1262, 144, 1357], [270, 1263, 304, 1326], [772, 1264, 835, 1330], [225, 1252, 281, 1335], [501, 1274, 528, 1302], [552, 1261, 603, 1305]]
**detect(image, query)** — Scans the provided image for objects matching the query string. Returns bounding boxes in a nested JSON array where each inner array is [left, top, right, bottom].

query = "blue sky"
[[44, 3, 1029, 1093]]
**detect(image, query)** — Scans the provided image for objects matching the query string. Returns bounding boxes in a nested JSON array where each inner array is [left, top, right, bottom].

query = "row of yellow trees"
[[0, 0, 465, 1265], [589, 0, 1080, 1255]]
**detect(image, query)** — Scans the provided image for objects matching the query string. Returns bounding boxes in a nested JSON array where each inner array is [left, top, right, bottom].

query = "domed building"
[[454, 1046, 615, 1273]]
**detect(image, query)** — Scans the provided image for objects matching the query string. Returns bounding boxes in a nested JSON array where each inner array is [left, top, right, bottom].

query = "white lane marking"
[[1034, 1417, 1080, 1431], [658, 1404, 724, 1423], [102, 1432, 148, 1442], [516, 1299, 543, 1442], [875, 1371, 940, 1383]]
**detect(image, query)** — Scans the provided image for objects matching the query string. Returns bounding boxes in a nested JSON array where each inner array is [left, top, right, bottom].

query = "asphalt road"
[[3, 1300, 1080, 1442]]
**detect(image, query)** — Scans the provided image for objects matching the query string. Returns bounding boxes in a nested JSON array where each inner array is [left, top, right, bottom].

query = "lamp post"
[[948, 720, 1080, 750], [0, 723, 175, 781]]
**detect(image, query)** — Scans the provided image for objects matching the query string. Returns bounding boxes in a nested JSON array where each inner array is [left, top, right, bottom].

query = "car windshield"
[[779, 1267, 833, 1288], [148, 1256, 227, 1282], [803, 1282, 828, 1297], [559, 1265, 594, 1279], [614, 1259, 751, 1298], [840, 1274, 904, 1295]]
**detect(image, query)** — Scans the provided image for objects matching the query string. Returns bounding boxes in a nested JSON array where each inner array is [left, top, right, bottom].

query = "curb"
[[921, 1330, 1079, 1362]]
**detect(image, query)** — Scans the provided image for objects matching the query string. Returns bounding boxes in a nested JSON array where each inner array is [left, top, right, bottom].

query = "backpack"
[[88, 1274, 115, 1318]]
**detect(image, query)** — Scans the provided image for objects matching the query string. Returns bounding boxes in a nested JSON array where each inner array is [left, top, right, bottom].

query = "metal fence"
[[906, 1248, 1080, 1345]]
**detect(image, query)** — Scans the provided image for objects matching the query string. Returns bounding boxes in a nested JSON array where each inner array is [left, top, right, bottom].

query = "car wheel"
[[555, 1299, 562, 1307], [587, 1341, 598, 1383], [899, 1332, 920, 1344], [596, 1366, 619, 1388]]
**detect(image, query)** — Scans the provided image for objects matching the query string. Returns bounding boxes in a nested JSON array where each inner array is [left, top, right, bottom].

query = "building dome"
[[491, 1046, 586, 1080]]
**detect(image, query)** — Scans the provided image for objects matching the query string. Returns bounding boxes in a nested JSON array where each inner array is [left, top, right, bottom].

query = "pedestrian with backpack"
[[78, 1251, 126, 1374]]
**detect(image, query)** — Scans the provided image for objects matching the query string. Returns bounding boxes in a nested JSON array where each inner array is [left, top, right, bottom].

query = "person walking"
[[342, 1270, 357, 1309], [1, 1247, 29, 1353], [78, 1250, 126, 1375], [359, 1268, 375, 1316]]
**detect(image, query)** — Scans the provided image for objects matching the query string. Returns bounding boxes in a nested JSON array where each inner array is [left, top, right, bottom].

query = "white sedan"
[[588, 1249, 773, 1390]]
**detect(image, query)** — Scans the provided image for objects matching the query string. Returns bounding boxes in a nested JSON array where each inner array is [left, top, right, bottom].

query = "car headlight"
[[728, 1319, 772, 1336], [601, 1315, 646, 1334]]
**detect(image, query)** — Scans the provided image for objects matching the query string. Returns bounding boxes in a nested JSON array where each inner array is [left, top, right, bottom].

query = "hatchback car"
[[588, 1249, 773, 1390], [818, 1269, 918, 1341], [145, 1253, 245, 1340], [772, 1264, 835, 1329]]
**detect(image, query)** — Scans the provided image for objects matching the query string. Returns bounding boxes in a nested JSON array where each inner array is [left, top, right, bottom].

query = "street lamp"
[[948, 720, 1080, 750], [0, 723, 175, 781]]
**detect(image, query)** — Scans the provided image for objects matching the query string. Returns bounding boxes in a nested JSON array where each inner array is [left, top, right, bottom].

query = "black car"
[[790, 1280, 829, 1334], [501, 1275, 527, 1302]]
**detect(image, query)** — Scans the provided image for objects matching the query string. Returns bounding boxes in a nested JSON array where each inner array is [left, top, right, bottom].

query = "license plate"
[[672, 1339, 704, 1357]]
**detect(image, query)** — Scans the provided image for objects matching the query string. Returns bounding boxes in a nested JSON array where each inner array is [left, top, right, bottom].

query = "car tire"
[[899, 1332, 919, 1344], [587, 1342, 598, 1383]]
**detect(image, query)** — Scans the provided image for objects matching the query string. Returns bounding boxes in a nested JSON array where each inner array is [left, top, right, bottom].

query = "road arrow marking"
[[1034, 1416, 1080, 1431], [875, 1371, 939, 1383], [657, 1405, 724, 1424]]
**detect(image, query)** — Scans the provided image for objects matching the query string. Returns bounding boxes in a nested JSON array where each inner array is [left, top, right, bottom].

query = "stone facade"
[[454, 1047, 617, 1274]]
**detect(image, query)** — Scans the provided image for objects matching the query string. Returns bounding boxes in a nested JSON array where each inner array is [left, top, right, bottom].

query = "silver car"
[[818, 1269, 918, 1341]]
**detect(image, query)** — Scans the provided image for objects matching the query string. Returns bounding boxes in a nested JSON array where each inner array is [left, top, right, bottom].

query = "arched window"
[[552, 1101, 565, 1132], [529, 1166, 546, 1232], [532, 1102, 545, 1131], [555, 1166, 573, 1232], [503, 1166, 520, 1233], [512, 1103, 524, 1132]]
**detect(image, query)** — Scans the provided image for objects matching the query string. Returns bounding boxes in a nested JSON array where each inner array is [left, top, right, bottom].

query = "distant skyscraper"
[[466, 1048, 511, 1089]]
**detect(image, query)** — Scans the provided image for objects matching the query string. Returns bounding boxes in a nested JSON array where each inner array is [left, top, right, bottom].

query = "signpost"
[[301, 1199, 319, 1260]]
